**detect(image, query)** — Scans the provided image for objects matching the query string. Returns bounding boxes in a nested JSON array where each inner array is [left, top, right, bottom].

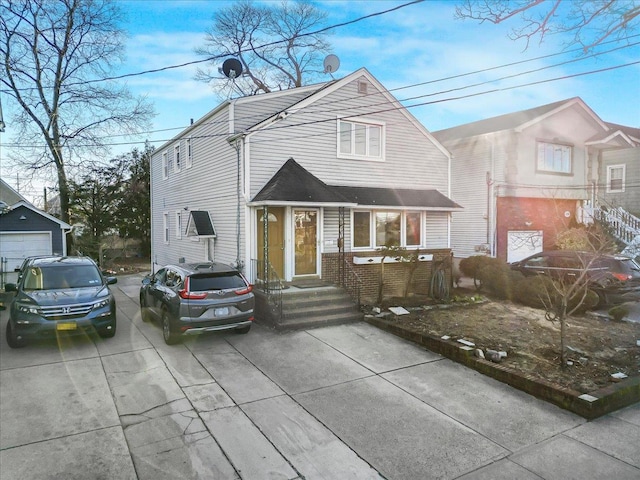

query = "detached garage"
[[0, 201, 71, 285]]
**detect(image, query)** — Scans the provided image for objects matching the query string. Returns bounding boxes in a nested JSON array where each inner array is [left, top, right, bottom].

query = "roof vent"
[[358, 81, 368, 95]]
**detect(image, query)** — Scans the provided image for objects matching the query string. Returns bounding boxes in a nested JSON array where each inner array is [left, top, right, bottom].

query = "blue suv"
[[5, 256, 118, 348]]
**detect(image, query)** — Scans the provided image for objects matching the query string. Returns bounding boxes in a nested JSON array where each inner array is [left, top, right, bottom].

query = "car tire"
[[162, 310, 179, 345], [98, 319, 117, 338], [6, 321, 27, 348], [235, 325, 251, 334]]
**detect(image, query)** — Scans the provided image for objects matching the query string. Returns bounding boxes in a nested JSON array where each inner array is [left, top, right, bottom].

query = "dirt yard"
[[376, 291, 640, 394]]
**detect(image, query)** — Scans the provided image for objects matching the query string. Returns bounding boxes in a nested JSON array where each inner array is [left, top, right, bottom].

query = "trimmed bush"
[[513, 275, 557, 309]]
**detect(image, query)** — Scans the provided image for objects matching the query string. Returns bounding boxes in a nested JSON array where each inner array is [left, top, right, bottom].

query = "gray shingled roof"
[[252, 158, 461, 209], [432, 97, 579, 143]]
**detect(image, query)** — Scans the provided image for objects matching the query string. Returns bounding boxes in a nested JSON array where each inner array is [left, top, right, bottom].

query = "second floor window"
[[537, 142, 572, 174], [162, 151, 168, 179], [607, 164, 625, 193], [174, 144, 181, 172], [338, 119, 383, 160]]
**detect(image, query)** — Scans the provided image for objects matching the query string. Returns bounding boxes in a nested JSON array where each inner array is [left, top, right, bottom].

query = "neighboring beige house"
[[432, 97, 640, 263], [149, 68, 460, 309]]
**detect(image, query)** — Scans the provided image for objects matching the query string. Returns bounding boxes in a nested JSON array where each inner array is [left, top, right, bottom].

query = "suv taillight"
[[179, 277, 208, 299], [612, 272, 632, 282], [234, 284, 253, 295]]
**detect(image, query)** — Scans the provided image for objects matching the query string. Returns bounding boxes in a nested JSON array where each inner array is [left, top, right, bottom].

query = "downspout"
[[228, 131, 247, 272]]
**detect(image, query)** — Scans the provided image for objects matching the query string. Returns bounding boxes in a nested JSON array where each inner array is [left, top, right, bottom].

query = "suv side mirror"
[[142, 277, 151, 286], [5, 283, 17, 292], [106, 276, 118, 285]]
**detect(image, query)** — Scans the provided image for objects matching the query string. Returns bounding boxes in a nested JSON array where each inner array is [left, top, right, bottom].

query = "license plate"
[[56, 322, 77, 331], [214, 307, 229, 317]]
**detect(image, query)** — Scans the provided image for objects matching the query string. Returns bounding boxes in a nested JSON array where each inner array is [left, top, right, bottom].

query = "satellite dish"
[[323, 54, 340, 74], [221, 58, 243, 79]]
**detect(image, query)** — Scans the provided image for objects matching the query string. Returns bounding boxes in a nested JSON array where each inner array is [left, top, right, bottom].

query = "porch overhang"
[[251, 158, 462, 211]]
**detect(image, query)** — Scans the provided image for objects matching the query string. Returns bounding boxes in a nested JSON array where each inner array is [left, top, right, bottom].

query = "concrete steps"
[[255, 285, 363, 330]]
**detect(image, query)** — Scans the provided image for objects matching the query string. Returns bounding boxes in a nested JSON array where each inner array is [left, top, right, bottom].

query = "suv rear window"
[[189, 272, 247, 292]]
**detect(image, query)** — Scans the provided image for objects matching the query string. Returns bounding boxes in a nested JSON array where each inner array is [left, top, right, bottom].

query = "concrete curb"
[[364, 315, 640, 419]]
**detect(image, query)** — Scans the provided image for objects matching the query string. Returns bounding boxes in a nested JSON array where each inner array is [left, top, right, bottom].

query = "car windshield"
[[22, 265, 103, 290], [189, 272, 246, 291]]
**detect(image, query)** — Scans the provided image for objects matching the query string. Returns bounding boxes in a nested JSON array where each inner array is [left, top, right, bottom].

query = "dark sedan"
[[510, 250, 640, 307], [139, 262, 255, 345]]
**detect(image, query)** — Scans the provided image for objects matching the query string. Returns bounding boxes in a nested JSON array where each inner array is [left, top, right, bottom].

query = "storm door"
[[293, 209, 318, 276]]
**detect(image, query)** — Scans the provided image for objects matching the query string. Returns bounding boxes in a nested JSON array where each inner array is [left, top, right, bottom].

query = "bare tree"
[[195, 0, 332, 97], [0, 0, 154, 224], [455, 0, 640, 52]]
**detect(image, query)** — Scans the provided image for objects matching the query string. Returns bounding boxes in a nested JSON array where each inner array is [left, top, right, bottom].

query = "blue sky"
[[2, 0, 639, 202]]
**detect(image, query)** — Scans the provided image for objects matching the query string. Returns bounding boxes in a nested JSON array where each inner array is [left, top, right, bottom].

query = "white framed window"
[[607, 164, 625, 193], [162, 151, 168, 180], [175, 210, 182, 239], [186, 138, 192, 169], [536, 141, 572, 174], [338, 118, 384, 161], [163, 212, 169, 244], [174, 144, 181, 172], [352, 210, 423, 249]]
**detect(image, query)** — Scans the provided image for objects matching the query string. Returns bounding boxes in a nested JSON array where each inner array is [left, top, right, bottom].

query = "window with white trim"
[[352, 210, 423, 249], [163, 213, 169, 244], [607, 164, 625, 193], [338, 119, 384, 160], [175, 211, 182, 239], [174, 144, 181, 172], [536, 141, 572, 174], [186, 138, 192, 169], [162, 151, 168, 179]]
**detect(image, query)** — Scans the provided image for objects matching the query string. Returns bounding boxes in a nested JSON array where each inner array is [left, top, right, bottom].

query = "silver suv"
[[139, 262, 255, 345]]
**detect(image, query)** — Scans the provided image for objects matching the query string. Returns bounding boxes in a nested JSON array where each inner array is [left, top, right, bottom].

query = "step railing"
[[250, 259, 283, 321], [593, 206, 640, 246], [340, 258, 363, 307]]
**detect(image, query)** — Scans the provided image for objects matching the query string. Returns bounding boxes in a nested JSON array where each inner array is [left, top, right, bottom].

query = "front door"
[[257, 207, 285, 279], [293, 209, 318, 276]]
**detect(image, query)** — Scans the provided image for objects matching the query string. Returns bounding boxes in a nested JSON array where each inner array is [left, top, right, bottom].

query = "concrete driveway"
[[1, 274, 639, 479]]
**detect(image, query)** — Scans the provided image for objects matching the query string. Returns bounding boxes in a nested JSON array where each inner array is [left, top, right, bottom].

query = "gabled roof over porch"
[[250, 158, 461, 210]]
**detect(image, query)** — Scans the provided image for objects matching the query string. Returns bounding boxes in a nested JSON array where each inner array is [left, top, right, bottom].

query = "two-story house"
[[149, 68, 460, 319], [432, 97, 640, 263]]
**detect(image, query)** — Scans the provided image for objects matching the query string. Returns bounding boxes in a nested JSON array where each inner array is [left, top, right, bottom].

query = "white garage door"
[[507, 230, 543, 263], [0, 232, 52, 273]]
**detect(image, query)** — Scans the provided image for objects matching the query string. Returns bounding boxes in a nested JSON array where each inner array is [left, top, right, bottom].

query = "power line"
[[2, 54, 638, 150], [0, 0, 425, 93]]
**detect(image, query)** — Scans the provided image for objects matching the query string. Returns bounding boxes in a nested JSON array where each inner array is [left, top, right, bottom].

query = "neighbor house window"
[[352, 210, 422, 249], [607, 164, 625, 193], [536, 141, 572, 174], [338, 119, 384, 160], [174, 144, 181, 172], [186, 138, 192, 169], [175, 211, 182, 239], [162, 151, 168, 179], [163, 213, 169, 244]]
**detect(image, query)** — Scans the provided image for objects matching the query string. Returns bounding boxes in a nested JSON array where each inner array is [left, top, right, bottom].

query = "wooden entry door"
[[257, 207, 285, 279], [293, 209, 318, 276]]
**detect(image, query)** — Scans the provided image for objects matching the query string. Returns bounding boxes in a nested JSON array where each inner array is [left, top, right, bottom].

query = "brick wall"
[[496, 197, 577, 261], [322, 249, 453, 304]]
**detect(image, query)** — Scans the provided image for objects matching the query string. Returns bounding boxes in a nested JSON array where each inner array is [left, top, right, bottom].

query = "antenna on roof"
[[323, 54, 340, 77], [219, 58, 243, 80]]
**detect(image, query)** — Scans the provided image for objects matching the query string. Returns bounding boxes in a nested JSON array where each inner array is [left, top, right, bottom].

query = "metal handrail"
[[340, 258, 362, 307], [250, 259, 283, 320]]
